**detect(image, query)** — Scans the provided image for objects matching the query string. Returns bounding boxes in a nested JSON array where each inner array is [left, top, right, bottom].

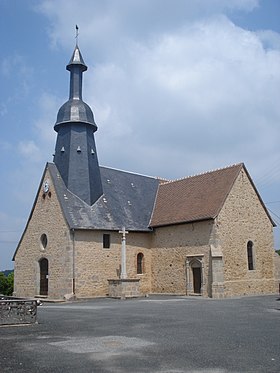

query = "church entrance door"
[[39, 258, 48, 296], [186, 255, 204, 296], [192, 267, 202, 294]]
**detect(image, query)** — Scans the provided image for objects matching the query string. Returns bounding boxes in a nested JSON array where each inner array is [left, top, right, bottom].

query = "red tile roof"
[[150, 163, 243, 227]]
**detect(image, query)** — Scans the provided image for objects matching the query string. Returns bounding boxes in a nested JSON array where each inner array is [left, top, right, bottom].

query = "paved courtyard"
[[0, 295, 279, 372]]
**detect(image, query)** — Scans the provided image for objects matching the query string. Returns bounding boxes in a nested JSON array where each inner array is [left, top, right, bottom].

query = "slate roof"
[[151, 163, 243, 227], [48, 163, 160, 231], [13, 161, 275, 261], [49, 162, 275, 231]]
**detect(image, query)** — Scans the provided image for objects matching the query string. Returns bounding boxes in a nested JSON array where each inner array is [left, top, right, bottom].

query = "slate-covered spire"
[[53, 45, 103, 206], [54, 46, 96, 129], [67, 47, 87, 99]]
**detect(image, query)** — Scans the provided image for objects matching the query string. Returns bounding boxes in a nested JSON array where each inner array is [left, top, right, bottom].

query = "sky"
[[0, 0, 280, 270]]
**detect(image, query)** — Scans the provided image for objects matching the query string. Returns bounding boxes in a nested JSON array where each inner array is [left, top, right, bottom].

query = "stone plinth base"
[[108, 279, 140, 299], [211, 282, 225, 299]]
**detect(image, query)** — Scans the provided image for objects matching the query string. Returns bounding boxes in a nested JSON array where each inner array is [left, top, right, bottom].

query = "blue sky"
[[0, 0, 280, 270]]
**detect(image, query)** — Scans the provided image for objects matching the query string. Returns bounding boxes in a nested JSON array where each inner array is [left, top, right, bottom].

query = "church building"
[[13, 45, 278, 300]]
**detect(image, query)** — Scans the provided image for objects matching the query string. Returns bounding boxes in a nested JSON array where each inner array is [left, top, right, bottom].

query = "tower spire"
[[53, 44, 103, 206], [54, 45, 95, 129]]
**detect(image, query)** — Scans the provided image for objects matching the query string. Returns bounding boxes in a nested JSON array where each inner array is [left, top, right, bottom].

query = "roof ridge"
[[99, 165, 167, 180], [161, 163, 243, 185]]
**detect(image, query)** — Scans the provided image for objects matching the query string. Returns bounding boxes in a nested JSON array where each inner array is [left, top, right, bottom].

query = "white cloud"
[[256, 30, 280, 50], [12, 92, 59, 210], [18, 140, 41, 160], [81, 16, 280, 181], [26, 1, 280, 188], [36, 0, 259, 53], [34, 92, 60, 144], [15, 93, 59, 169]]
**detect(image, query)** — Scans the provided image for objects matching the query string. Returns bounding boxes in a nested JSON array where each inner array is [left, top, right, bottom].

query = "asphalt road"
[[1, 295, 279, 372]]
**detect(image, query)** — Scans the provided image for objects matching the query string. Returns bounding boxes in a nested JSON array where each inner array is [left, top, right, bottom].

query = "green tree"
[[0, 272, 14, 296], [6, 272, 14, 296], [0, 272, 7, 294]]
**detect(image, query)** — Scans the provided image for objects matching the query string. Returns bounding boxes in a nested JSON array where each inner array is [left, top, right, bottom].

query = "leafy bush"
[[0, 272, 14, 296]]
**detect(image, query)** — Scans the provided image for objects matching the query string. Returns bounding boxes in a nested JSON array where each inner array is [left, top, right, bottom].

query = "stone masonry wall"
[[151, 221, 213, 295], [14, 167, 73, 299], [74, 230, 152, 298], [108, 279, 140, 298], [14, 164, 277, 300], [216, 167, 277, 297], [274, 252, 280, 292]]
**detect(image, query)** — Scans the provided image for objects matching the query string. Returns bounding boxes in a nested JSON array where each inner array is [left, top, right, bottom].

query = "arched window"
[[137, 253, 144, 274], [39, 258, 49, 296], [247, 241, 254, 270]]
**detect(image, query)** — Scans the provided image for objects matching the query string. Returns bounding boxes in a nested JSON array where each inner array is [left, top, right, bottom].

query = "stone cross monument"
[[108, 227, 140, 299], [119, 227, 128, 279]]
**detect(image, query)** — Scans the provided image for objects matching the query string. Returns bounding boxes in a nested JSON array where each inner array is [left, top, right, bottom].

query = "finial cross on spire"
[[75, 25, 79, 46]]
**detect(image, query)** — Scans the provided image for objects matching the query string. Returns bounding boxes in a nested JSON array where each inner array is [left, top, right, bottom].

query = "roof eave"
[[150, 216, 214, 229], [69, 226, 154, 233]]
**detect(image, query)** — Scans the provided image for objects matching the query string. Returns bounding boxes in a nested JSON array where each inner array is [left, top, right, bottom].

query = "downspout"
[[71, 228, 76, 297]]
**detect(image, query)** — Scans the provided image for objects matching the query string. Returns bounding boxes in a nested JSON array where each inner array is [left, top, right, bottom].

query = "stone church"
[[13, 45, 278, 300]]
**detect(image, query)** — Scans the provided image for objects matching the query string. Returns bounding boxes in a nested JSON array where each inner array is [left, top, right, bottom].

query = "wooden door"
[[193, 267, 201, 294]]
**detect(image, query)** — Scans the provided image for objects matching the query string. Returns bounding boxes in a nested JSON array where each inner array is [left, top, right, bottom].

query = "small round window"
[[40, 234, 48, 249]]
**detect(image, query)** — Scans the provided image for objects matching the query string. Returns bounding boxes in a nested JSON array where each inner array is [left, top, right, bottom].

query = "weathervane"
[[75, 25, 79, 46]]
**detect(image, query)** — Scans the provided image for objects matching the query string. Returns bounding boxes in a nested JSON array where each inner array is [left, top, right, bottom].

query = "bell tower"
[[53, 45, 103, 205]]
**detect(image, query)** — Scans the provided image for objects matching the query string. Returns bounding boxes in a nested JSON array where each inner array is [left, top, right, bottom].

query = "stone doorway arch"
[[39, 258, 49, 296], [186, 255, 204, 295]]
